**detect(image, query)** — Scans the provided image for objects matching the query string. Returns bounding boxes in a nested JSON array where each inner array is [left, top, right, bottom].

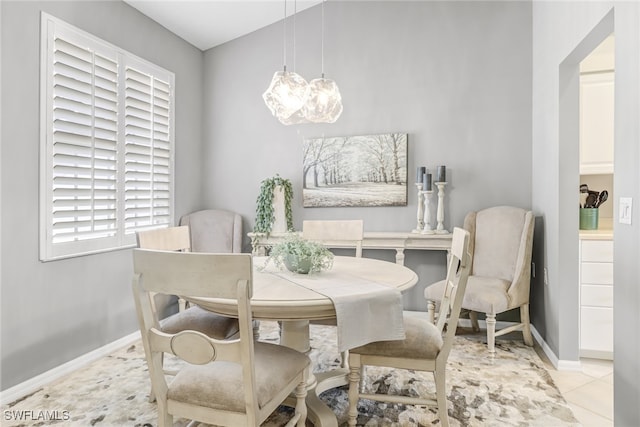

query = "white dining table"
[[186, 256, 418, 427]]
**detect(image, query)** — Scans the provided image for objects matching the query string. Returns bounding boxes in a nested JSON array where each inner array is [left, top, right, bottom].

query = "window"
[[40, 13, 175, 261]]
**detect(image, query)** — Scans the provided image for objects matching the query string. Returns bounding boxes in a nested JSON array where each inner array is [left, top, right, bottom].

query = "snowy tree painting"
[[303, 133, 408, 207]]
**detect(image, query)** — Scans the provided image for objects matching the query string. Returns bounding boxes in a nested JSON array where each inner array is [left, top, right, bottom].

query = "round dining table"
[[186, 255, 418, 427]]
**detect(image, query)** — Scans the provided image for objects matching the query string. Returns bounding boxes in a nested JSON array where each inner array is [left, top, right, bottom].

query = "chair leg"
[[340, 350, 349, 368], [149, 352, 165, 403], [520, 304, 534, 346], [156, 401, 172, 427], [486, 313, 496, 354], [434, 363, 449, 427], [294, 378, 308, 427], [427, 300, 436, 324], [347, 354, 361, 427], [253, 320, 261, 340], [469, 311, 480, 332]]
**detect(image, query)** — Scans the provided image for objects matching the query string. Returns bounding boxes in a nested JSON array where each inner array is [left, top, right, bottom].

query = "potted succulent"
[[254, 174, 294, 236], [263, 234, 334, 274]]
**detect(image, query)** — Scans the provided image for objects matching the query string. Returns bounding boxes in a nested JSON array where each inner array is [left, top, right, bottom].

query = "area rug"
[[2, 321, 579, 426]]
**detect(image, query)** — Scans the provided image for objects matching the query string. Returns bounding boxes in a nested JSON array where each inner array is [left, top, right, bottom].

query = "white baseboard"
[[0, 331, 140, 406], [529, 325, 582, 371], [454, 315, 583, 372]]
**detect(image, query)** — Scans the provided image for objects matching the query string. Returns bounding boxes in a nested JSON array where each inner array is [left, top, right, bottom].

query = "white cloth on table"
[[269, 270, 406, 352]]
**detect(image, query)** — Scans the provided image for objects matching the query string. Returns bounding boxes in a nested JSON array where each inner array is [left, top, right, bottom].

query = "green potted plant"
[[254, 174, 294, 236], [263, 234, 334, 274]]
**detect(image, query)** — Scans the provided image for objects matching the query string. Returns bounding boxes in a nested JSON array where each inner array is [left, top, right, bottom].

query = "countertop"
[[579, 218, 613, 240]]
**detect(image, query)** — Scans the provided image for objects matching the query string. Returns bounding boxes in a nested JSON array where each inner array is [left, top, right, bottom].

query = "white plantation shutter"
[[40, 13, 174, 260], [51, 38, 119, 245], [124, 68, 172, 233]]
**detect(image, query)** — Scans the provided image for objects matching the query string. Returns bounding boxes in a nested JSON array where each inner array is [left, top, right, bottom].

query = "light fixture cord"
[[293, 0, 297, 72], [282, 0, 287, 71], [321, 0, 325, 78]]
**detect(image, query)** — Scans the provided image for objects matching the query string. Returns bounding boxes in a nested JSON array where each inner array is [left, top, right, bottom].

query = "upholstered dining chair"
[[179, 208, 243, 253], [132, 250, 309, 427], [136, 226, 240, 402], [424, 205, 535, 354], [347, 227, 471, 427], [302, 219, 364, 367]]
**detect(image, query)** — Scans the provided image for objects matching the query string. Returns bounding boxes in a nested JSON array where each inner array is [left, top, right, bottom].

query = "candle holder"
[[421, 190, 434, 234], [435, 182, 449, 234], [412, 183, 425, 233]]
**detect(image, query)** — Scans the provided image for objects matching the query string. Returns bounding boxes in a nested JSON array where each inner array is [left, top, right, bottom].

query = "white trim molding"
[[530, 325, 582, 371], [0, 331, 140, 406], [455, 317, 583, 371]]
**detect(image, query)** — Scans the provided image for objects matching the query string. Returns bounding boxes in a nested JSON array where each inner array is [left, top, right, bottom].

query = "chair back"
[[465, 206, 533, 283], [302, 219, 364, 257], [180, 209, 243, 253], [132, 250, 259, 421], [435, 227, 471, 358], [137, 226, 194, 314], [136, 226, 191, 252], [133, 249, 252, 299]]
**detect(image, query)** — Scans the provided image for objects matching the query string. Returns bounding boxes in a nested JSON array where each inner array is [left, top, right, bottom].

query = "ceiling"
[[123, 0, 323, 51]]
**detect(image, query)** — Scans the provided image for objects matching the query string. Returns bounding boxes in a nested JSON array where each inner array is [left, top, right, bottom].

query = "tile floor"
[[535, 347, 614, 426]]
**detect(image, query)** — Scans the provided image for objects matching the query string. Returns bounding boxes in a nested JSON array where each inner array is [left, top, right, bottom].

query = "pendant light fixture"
[[302, 0, 343, 123], [263, 0, 342, 125], [278, 0, 312, 125], [262, 0, 309, 121]]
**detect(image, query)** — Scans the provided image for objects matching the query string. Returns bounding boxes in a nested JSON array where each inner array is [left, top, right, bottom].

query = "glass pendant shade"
[[279, 107, 310, 125], [262, 70, 310, 120], [263, 0, 342, 125], [302, 77, 343, 123]]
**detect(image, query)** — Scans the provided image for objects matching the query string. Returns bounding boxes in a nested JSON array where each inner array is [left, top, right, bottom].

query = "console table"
[[248, 231, 452, 266]]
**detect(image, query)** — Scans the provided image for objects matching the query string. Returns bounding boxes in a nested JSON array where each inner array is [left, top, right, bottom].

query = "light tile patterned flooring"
[[534, 346, 614, 426], [552, 359, 613, 427]]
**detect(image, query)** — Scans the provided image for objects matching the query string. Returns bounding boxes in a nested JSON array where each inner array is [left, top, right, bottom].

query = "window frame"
[[39, 13, 175, 261]]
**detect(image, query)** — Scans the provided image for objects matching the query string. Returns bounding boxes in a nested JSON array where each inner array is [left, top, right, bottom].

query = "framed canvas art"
[[303, 133, 408, 207]]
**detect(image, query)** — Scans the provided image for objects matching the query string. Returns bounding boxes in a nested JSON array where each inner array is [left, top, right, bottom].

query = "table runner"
[[267, 269, 406, 352]]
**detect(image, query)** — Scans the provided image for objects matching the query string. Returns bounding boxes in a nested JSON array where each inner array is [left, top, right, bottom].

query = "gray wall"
[[203, 1, 533, 307], [531, 1, 640, 424], [0, 1, 204, 389], [11, 3, 637, 421]]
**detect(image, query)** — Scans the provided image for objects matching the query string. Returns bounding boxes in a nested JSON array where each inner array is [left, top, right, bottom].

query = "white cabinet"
[[579, 239, 613, 359], [580, 72, 614, 175]]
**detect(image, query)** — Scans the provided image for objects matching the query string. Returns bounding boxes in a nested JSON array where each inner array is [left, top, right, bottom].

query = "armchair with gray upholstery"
[[179, 209, 243, 253], [424, 206, 535, 354]]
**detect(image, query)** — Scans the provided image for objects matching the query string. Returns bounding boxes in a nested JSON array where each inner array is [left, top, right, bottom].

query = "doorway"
[[558, 10, 614, 424], [578, 35, 614, 361]]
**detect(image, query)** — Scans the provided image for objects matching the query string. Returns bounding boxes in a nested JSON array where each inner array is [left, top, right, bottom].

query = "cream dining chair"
[[302, 219, 364, 367], [302, 219, 364, 258], [136, 226, 240, 402], [132, 250, 309, 427], [347, 227, 471, 427], [424, 206, 535, 354]]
